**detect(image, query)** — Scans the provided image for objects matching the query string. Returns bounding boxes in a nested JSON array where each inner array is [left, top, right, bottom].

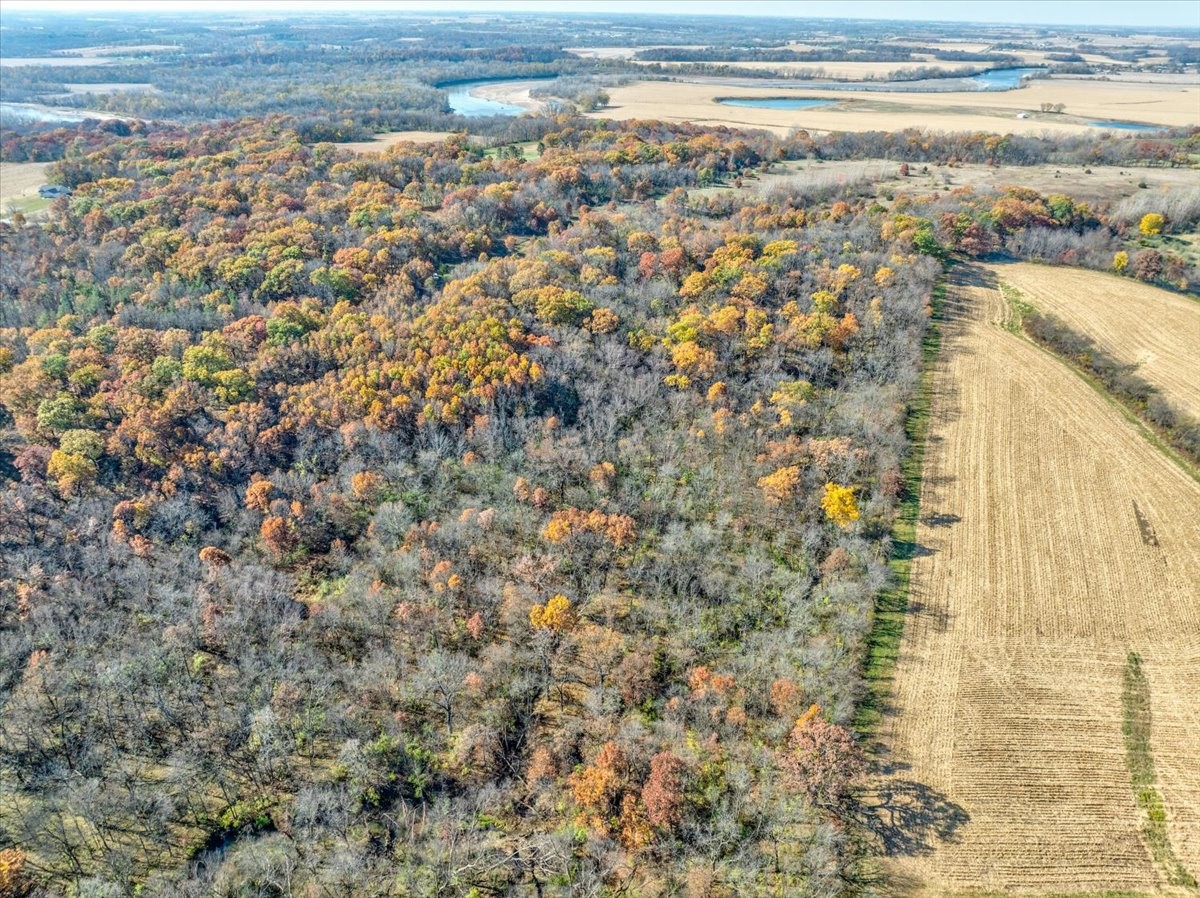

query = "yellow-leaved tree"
[[1139, 213, 1165, 236], [530, 594, 576, 631], [821, 483, 860, 528]]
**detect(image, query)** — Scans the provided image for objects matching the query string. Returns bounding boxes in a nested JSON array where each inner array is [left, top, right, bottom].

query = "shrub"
[[1138, 212, 1165, 236]]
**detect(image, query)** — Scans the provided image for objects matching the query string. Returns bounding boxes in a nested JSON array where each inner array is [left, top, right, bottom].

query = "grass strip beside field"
[[855, 272, 946, 739], [998, 282, 1034, 333], [1121, 652, 1198, 888]]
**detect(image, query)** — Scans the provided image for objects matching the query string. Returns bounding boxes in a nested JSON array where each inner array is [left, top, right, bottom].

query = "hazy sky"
[[3, 0, 1199, 29]]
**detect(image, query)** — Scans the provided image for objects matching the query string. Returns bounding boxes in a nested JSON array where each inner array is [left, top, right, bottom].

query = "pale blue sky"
[[4, 0, 1199, 29]]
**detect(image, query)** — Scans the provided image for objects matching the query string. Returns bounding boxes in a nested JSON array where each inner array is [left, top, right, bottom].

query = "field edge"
[[855, 269, 947, 742], [997, 278, 1200, 485]]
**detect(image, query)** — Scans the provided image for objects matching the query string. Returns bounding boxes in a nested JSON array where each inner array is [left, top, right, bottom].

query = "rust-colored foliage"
[[570, 740, 628, 827], [642, 751, 687, 827], [198, 546, 232, 567], [779, 705, 866, 808], [260, 515, 297, 560]]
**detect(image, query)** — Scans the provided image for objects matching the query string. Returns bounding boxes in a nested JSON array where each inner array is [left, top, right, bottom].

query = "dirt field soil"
[[988, 262, 1200, 420], [336, 131, 460, 153], [876, 263, 1200, 894]]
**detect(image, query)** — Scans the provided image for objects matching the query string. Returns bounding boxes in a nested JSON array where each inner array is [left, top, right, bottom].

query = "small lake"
[[446, 80, 528, 117], [717, 97, 836, 110], [1087, 120, 1161, 132], [966, 67, 1043, 90]]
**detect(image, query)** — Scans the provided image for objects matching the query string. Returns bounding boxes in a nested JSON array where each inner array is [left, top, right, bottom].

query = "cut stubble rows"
[[877, 264, 1200, 894]]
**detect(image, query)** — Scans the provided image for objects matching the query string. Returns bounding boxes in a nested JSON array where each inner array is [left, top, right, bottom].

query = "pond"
[[965, 67, 1044, 90], [445, 80, 530, 117], [716, 97, 836, 110], [1087, 120, 1161, 132]]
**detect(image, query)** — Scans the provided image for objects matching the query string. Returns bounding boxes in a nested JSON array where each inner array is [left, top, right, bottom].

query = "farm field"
[[61, 81, 158, 95], [2, 5, 1199, 895], [900, 164, 1200, 204], [337, 130, 460, 152], [55, 43, 181, 56], [631, 59, 986, 79], [564, 40, 1176, 72], [563, 45, 707, 59], [877, 264, 1200, 894], [589, 76, 1199, 134], [696, 159, 1200, 206], [990, 262, 1200, 420], [0, 161, 50, 216], [0, 56, 120, 66]]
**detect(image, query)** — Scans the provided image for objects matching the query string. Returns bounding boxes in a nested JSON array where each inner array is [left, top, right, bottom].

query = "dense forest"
[[0, 118, 915, 897], [3, 106, 1196, 896], [2, 8, 1199, 895]]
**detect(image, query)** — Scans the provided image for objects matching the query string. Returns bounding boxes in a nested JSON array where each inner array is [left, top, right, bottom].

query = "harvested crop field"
[[990, 262, 1200, 420], [631, 59, 985, 79], [0, 161, 51, 216], [62, 82, 158, 94], [906, 164, 1200, 205], [336, 131, 459, 153], [875, 264, 1200, 894], [590, 76, 1198, 134], [0, 162, 49, 201]]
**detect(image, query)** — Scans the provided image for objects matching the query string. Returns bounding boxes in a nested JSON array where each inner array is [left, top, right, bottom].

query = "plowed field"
[[990, 262, 1200, 420], [876, 264, 1200, 895]]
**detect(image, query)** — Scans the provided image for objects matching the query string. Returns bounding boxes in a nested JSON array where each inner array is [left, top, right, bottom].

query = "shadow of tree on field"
[[921, 472, 956, 489], [901, 598, 952, 633], [858, 777, 970, 857], [955, 262, 1001, 290]]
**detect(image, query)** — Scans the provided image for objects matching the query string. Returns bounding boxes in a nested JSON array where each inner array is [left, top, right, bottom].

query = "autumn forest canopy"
[[1, 6, 1199, 898]]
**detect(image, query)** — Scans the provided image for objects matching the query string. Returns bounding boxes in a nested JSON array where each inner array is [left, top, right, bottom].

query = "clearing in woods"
[[0, 161, 51, 217], [875, 263, 1200, 895], [336, 131, 459, 153], [987, 262, 1200, 420]]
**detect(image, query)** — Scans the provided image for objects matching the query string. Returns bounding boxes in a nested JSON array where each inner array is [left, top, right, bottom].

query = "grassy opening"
[[855, 271, 947, 738], [1122, 652, 1197, 888]]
